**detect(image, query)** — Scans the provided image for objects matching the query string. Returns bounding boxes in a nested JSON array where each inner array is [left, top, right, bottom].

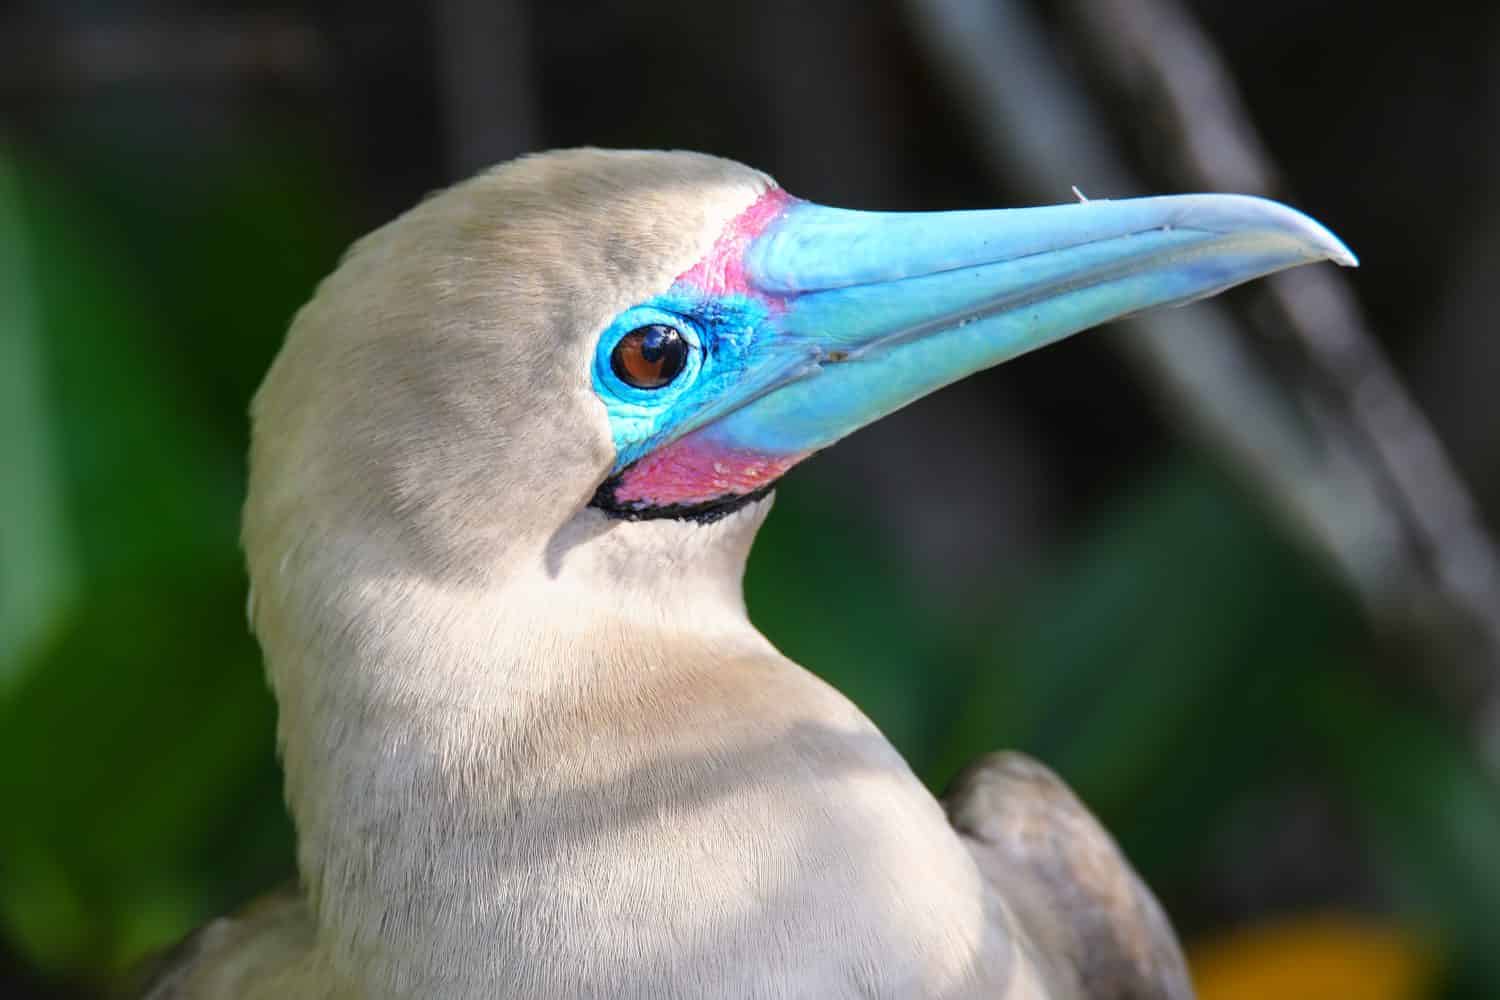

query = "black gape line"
[[590, 474, 776, 525]]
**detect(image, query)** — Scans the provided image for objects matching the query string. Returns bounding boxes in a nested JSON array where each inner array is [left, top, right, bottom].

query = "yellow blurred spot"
[[1190, 914, 1439, 1000]]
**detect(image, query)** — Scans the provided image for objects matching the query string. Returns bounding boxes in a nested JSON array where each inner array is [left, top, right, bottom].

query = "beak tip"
[[1184, 192, 1358, 269], [1299, 215, 1359, 269], [1305, 233, 1358, 269]]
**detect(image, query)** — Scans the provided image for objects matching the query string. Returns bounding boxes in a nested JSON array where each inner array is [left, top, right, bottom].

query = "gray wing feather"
[[945, 752, 1195, 1000], [130, 884, 317, 1000]]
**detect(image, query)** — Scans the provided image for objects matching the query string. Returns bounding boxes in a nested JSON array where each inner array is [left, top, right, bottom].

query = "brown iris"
[[610, 324, 690, 389]]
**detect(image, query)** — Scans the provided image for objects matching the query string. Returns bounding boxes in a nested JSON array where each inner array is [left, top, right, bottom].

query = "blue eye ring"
[[594, 306, 705, 406]]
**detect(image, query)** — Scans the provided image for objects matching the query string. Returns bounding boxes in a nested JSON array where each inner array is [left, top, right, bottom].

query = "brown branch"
[[1072, 0, 1500, 722], [904, 0, 1500, 735]]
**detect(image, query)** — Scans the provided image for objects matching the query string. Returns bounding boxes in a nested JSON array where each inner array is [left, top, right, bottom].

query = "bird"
[[139, 148, 1355, 999]]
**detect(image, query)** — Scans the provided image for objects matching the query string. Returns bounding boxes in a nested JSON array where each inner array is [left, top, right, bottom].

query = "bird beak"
[[707, 193, 1356, 457], [599, 191, 1356, 516]]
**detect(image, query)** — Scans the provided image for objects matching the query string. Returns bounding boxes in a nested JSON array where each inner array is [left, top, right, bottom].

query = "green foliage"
[[1303, 668, 1500, 991], [0, 141, 346, 981], [753, 461, 1352, 876]]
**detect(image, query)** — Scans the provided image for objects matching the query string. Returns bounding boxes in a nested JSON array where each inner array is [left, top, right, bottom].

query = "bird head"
[[245, 148, 1353, 593]]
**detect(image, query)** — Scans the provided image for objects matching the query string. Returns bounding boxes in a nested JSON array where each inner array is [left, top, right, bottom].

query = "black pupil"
[[612, 324, 688, 389]]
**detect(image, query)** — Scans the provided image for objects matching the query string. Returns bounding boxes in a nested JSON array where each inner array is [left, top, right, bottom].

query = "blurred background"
[[3, 1, 1499, 997]]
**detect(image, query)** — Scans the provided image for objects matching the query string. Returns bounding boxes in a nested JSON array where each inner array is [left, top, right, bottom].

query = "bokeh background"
[[3, 1, 1499, 997]]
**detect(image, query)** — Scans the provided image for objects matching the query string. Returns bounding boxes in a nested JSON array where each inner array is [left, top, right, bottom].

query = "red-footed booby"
[[142, 149, 1354, 999]]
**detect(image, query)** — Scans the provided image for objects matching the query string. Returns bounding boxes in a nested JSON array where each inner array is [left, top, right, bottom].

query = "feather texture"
[[143, 150, 1190, 998]]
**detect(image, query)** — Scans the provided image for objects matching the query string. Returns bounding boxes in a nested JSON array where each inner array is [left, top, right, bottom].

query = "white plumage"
[[141, 148, 1349, 998]]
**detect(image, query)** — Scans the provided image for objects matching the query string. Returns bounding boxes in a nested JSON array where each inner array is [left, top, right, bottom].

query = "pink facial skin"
[[675, 187, 795, 301], [611, 431, 809, 510], [607, 187, 808, 512]]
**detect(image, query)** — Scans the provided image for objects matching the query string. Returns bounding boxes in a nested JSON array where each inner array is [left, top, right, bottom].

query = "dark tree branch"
[[433, 0, 538, 178], [905, 0, 1500, 742], [1071, 0, 1500, 729]]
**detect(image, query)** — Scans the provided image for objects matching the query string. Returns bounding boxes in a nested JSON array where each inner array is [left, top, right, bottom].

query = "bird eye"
[[610, 324, 690, 389]]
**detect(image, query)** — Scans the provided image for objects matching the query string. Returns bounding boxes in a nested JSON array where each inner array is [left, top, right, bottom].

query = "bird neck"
[[251, 498, 777, 987]]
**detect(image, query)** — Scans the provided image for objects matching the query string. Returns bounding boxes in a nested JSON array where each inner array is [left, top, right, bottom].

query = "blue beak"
[[712, 193, 1355, 457], [596, 191, 1355, 518]]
